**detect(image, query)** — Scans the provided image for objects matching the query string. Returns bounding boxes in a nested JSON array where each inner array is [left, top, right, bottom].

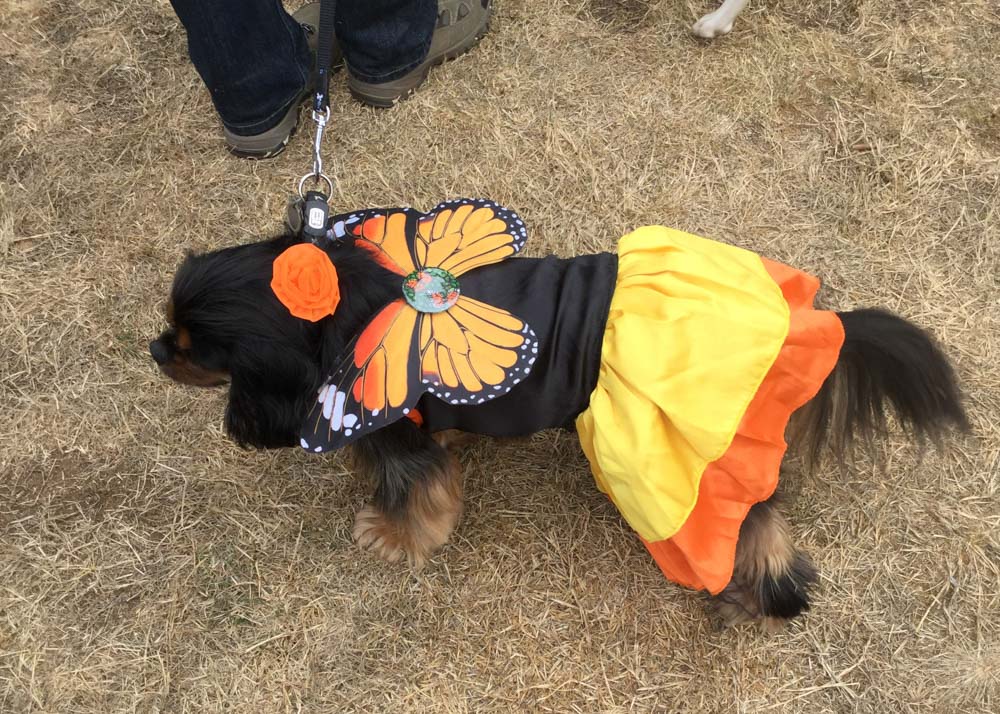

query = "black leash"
[[313, 0, 337, 117], [291, 0, 337, 242]]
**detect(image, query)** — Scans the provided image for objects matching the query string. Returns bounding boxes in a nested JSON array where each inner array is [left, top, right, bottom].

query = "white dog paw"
[[692, 11, 735, 38]]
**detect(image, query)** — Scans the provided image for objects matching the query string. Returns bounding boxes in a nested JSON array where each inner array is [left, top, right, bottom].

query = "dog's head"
[[150, 236, 399, 448]]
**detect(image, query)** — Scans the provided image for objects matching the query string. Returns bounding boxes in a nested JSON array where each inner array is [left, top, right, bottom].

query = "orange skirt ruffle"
[[641, 258, 844, 594]]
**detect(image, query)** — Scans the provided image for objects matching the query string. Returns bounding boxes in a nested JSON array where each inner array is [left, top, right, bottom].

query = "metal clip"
[[310, 106, 330, 181], [297, 106, 334, 202]]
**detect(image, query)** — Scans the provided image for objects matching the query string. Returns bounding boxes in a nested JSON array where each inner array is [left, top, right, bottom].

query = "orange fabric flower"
[[271, 243, 341, 322]]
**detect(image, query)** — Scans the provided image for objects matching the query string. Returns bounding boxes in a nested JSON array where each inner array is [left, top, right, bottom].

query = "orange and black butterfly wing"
[[413, 199, 528, 275], [302, 200, 538, 449], [334, 208, 418, 276], [333, 199, 527, 277], [300, 299, 424, 452], [418, 296, 537, 406]]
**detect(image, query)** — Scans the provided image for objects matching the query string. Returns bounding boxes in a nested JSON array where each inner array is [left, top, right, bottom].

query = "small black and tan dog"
[[150, 223, 967, 628]]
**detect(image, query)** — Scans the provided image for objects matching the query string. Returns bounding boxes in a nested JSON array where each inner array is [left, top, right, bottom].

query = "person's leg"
[[170, 0, 310, 136], [339, 0, 492, 107], [169, 0, 491, 152], [336, 0, 437, 84]]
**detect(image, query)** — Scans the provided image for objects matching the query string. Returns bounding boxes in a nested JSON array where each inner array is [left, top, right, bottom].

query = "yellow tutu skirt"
[[576, 227, 844, 594]]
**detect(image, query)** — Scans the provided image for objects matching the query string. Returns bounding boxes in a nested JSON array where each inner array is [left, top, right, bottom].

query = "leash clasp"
[[294, 107, 334, 241], [308, 106, 330, 183], [298, 106, 333, 199]]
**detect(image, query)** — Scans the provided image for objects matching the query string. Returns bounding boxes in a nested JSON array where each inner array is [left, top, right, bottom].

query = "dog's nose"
[[149, 340, 171, 365]]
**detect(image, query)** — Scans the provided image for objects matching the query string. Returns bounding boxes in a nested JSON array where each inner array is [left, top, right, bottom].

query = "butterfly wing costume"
[[299, 199, 537, 452]]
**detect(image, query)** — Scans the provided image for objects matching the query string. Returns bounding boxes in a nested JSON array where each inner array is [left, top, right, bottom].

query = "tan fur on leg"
[[734, 499, 796, 586], [712, 498, 816, 630], [353, 450, 463, 567]]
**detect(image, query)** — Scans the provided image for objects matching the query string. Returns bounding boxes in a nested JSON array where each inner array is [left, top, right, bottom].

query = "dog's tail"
[[794, 308, 969, 465]]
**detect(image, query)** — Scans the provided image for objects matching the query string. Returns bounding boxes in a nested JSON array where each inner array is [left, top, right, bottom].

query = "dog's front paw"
[[692, 10, 735, 38], [352, 495, 459, 568], [353, 504, 413, 565]]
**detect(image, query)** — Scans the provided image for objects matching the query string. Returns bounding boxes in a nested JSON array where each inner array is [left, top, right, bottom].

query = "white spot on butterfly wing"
[[331, 390, 347, 430], [343, 414, 358, 429], [300, 438, 309, 449], [322, 387, 336, 420]]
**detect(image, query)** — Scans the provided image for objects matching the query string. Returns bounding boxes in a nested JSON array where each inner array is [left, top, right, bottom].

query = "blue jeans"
[[169, 0, 436, 135]]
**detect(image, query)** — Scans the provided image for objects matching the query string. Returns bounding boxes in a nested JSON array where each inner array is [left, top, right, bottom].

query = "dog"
[[150, 213, 967, 629], [693, 0, 751, 39]]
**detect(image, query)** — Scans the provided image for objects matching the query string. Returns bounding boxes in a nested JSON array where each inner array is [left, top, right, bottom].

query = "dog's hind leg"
[[711, 496, 817, 630], [350, 420, 464, 568], [692, 0, 751, 39]]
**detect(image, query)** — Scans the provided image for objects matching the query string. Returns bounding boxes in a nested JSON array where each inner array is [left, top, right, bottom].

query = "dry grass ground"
[[2, 0, 998, 711]]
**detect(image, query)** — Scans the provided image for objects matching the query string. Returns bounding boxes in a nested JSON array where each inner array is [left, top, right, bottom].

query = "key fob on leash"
[[302, 190, 330, 240]]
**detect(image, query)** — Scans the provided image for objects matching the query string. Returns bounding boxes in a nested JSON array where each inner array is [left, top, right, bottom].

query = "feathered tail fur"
[[793, 308, 969, 466]]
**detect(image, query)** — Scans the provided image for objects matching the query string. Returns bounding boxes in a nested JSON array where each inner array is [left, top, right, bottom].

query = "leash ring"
[[298, 172, 334, 199]]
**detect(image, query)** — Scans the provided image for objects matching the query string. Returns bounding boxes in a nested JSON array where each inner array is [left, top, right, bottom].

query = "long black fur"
[[168, 235, 400, 448], [795, 308, 969, 465], [165, 235, 465, 518]]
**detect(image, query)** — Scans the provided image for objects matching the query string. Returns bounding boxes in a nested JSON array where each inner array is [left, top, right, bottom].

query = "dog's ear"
[[224, 341, 319, 449]]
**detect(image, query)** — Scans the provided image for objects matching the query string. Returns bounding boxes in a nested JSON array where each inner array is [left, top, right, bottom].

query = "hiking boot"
[[348, 0, 491, 108], [224, 3, 343, 159]]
